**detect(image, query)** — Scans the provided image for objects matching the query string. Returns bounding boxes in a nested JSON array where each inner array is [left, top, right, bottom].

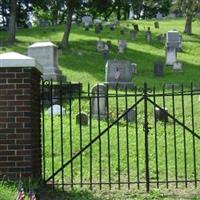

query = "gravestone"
[[95, 24, 101, 33], [173, 61, 183, 72], [166, 30, 182, 51], [131, 63, 137, 74], [84, 22, 90, 31], [47, 105, 65, 116], [96, 38, 104, 52], [82, 16, 93, 26], [154, 60, 164, 76], [39, 19, 50, 27], [91, 84, 107, 119], [120, 28, 125, 35], [154, 21, 159, 29], [130, 30, 137, 40], [146, 28, 152, 43], [102, 43, 109, 60], [26, 21, 32, 29], [28, 42, 66, 81], [124, 109, 135, 123], [155, 107, 168, 122], [105, 59, 135, 89], [76, 112, 88, 126], [165, 46, 177, 65], [156, 12, 163, 19], [133, 24, 139, 32], [118, 40, 127, 53]]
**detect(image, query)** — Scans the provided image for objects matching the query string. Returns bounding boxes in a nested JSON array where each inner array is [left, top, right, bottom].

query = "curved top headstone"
[[0, 52, 42, 73]]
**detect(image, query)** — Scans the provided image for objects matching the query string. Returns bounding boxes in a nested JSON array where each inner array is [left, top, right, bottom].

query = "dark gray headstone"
[[76, 112, 88, 126], [124, 109, 135, 123], [154, 60, 164, 76], [133, 24, 139, 31], [154, 21, 159, 29], [146, 30, 152, 43], [155, 107, 168, 122]]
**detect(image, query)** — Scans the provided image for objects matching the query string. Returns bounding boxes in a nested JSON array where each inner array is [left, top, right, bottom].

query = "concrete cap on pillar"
[[0, 52, 43, 73]]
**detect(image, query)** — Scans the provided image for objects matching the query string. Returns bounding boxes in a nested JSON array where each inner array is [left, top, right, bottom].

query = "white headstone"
[[165, 47, 177, 65], [82, 16, 93, 26], [28, 42, 66, 81], [156, 12, 163, 19], [118, 40, 127, 53], [47, 104, 65, 116]]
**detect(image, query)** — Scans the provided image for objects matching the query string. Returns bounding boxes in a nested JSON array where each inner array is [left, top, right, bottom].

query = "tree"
[[8, 0, 17, 43], [172, 0, 200, 34], [61, 0, 81, 48]]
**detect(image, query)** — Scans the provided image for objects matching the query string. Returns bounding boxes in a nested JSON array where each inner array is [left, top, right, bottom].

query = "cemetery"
[[0, 1, 200, 199]]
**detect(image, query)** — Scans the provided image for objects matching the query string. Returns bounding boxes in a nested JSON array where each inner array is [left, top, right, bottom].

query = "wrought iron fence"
[[41, 80, 200, 192]]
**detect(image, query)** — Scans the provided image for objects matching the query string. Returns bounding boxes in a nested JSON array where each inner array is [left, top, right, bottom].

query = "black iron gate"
[[41, 81, 200, 192]]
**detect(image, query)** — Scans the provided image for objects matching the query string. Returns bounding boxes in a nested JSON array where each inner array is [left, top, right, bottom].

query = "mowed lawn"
[[0, 18, 200, 200], [0, 18, 200, 90]]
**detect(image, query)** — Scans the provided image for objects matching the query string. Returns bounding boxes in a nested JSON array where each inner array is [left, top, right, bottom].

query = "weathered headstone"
[[133, 24, 139, 32], [28, 42, 66, 81], [105, 59, 135, 89], [84, 22, 90, 31], [154, 60, 164, 76], [131, 63, 137, 74], [102, 43, 109, 60], [91, 84, 107, 119], [146, 27, 152, 43], [156, 12, 163, 19], [39, 19, 50, 27], [130, 30, 137, 40], [173, 61, 183, 72], [47, 105, 65, 116], [165, 46, 177, 65], [118, 40, 127, 53], [154, 21, 159, 29], [82, 16, 93, 26], [124, 109, 135, 123], [166, 30, 182, 51], [96, 38, 104, 52], [155, 107, 168, 122], [76, 112, 88, 126]]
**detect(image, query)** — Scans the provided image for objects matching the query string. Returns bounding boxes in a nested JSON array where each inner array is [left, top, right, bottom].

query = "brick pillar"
[[0, 53, 42, 180]]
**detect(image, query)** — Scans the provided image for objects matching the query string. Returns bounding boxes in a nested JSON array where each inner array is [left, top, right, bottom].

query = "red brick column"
[[0, 67, 41, 180]]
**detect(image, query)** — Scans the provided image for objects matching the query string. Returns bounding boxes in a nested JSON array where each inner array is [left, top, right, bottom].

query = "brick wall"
[[0, 67, 41, 179]]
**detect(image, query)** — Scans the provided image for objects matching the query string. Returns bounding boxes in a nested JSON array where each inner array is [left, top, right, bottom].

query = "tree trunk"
[[184, 15, 192, 35], [61, 6, 74, 48], [116, 0, 121, 20], [8, 0, 17, 44]]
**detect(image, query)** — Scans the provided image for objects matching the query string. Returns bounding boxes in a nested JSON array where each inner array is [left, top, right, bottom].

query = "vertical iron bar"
[[143, 83, 150, 192], [106, 85, 111, 190], [41, 80, 46, 181], [78, 82, 83, 187], [88, 83, 93, 190], [135, 86, 140, 189], [172, 85, 178, 188], [125, 86, 130, 189], [69, 82, 73, 188], [153, 86, 159, 188], [162, 86, 168, 188], [181, 84, 187, 188], [50, 79, 55, 189], [116, 84, 121, 189], [97, 84, 102, 189], [190, 82, 197, 188], [59, 81, 64, 190]]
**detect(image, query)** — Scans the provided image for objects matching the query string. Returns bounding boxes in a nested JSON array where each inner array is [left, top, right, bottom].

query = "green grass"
[[0, 18, 200, 89], [1, 18, 200, 199]]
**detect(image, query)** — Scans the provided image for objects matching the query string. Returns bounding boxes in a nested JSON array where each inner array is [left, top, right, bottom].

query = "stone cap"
[[29, 41, 57, 48], [0, 52, 43, 73]]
